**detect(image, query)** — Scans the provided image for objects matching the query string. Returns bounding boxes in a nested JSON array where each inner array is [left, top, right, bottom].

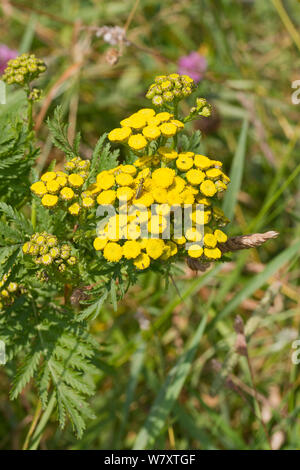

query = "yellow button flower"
[[68, 202, 81, 215], [145, 239, 165, 259], [128, 134, 147, 151], [97, 190, 116, 205], [152, 167, 175, 188], [158, 146, 178, 161], [121, 165, 137, 176], [93, 238, 108, 251], [137, 108, 156, 118], [134, 253, 150, 270], [206, 168, 223, 180], [41, 254, 53, 265], [46, 179, 61, 194], [68, 174, 84, 188], [147, 116, 161, 127], [41, 194, 58, 208], [56, 175, 68, 187], [156, 112, 173, 122], [108, 127, 132, 142], [194, 154, 212, 170], [103, 242, 123, 262], [148, 215, 167, 235], [185, 227, 202, 242], [142, 126, 161, 140], [60, 187, 75, 201], [186, 169, 205, 185], [41, 171, 56, 182], [173, 236, 186, 245], [123, 240, 141, 259], [159, 122, 177, 137], [200, 180, 217, 197], [116, 186, 134, 201], [204, 233, 217, 248], [152, 187, 168, 204], [176, 155, 194, 171], [96, 172, 115, 190], [167, 190, 183, 206], [31, 181, 47, 197], [82, 197, 94, 208], [116, 172, 134, 186], [214, 229, 228, 243], [188, 244, 204, 258], [204, 247, 222, 259], [170, 119, 184, 129]]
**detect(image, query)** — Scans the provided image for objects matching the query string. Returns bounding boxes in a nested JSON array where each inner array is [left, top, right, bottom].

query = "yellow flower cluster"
[[2, 53, 46, 86], [0, 273, 19, 311], [92, 156, 230, 268], [22, 232, 77, 273], [108, 108, 184, 153], [146, 74, 196, 106], [30, 157, 92, 215]]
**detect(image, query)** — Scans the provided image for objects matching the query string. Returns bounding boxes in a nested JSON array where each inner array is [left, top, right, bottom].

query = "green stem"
[[31, 199, 36, 231], [22, 399, 42, 450], [28, 392, 56, 450], [27, 98, 33, 133]]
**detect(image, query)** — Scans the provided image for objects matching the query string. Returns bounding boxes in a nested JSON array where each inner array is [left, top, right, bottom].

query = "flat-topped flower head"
[[2, 53, 46, 86]]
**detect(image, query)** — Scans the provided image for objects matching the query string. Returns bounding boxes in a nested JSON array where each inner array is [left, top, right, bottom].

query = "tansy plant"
[[0, 63, 275, 444]]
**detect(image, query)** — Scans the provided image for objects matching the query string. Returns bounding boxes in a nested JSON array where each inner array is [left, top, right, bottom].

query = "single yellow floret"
[[156, 112, 173, 122], [96, 171, 115, 190], [137, 108, 156, 118], [93, 238, 108, 251], [123, 240, 141, 259], [204, 233, 217, 248], [214, 229, 228, 243], [121, 165, 137, 176], [148, 215, 167, 235], [176, 155, 194, 171], [147, 116, 161, 127], [103, 242, 123, 262], [159, 122, 177, 137], [108, 127, 132, 142], [145, 239, 165, 259], [185, 227, 202, 242], [134, 252, 151, 270], [188, 244, 203, 258], [68, 202, 81, 215], [41, 194, 58, 208], [116, 173, 134, 186], [158, 146, 178, 161], [60, 187, 75, 201], [200, 180, 217, 197], [31, 181, 47, 197], [186, 169, 205, 185], [117, 186, 134, 201], [41, 172, 56, 182], [152, 167, 175, 188], [97, 190, 116, 205], [204, 247, 222, 259], [142, 126, 161, 140], [194, 154, 212, 170], [82, 197, 94, 208], [68, 174, 84, 188], [128, 134, 147, 151]]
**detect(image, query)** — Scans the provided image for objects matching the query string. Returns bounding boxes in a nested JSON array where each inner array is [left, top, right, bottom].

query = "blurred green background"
[[0, 0, 300, 450]]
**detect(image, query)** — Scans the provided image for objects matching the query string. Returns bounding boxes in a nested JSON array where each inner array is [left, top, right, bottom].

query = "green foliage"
[[1, 299, 97, 438], [0, 117, 38, 205]]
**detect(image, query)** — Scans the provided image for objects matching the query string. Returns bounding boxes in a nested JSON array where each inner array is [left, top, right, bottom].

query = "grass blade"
[[133, 313, 208, 450], [222, 118, 248, 221]]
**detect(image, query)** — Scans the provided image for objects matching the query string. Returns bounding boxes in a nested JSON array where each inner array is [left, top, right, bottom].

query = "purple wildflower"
[[178, 51, 207, 83], [0, 45, 18, 75]]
